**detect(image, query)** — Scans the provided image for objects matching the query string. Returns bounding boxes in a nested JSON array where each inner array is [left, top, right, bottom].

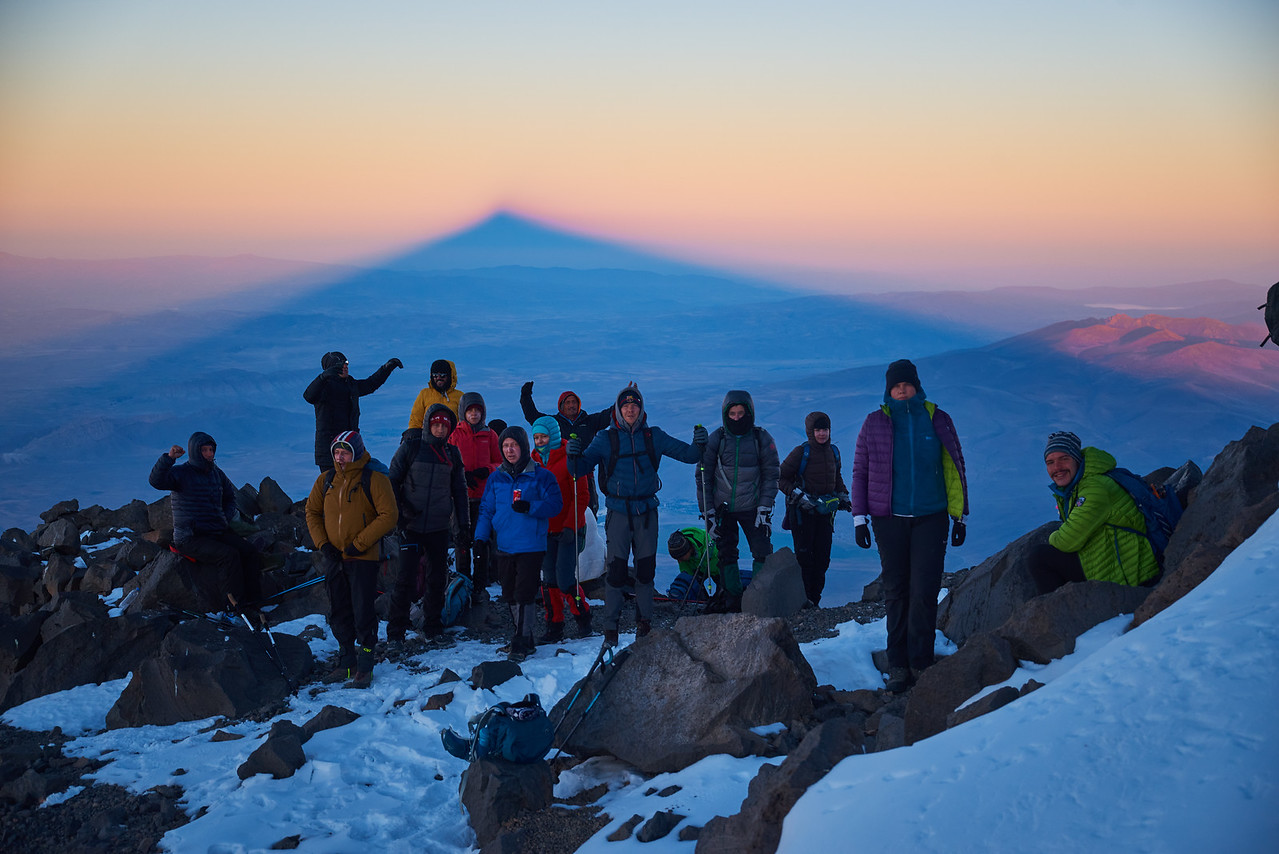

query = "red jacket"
[[448, 422, 502, 500], [534, 445, 589, 534]]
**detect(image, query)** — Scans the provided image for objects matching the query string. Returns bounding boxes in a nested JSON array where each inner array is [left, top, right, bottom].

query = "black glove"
[[464, 470, 479, 489], [521, 380, 534, 397], [385, 357, 403, 370], [344, 543, 362, 557], [855, 523, 872, 550], [792, 489, 817, 513], [837, 492, 852, 512], [320, 543, 341, 563], [950, 519, 967, 547], [474, 539, 489, 566], [512, 499, 531, 513], [692, 424, 708, 446], [455, 530, 472, 550], [323, 365, 343, 378], [566, 437, 582, 457], [468, 467, 490, 481]]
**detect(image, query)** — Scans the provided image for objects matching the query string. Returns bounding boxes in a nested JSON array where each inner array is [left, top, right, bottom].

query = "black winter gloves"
[[512, 499, 531, 513], [837, 492, 852, 512], [692, 424, 708, 446], [855, 523, 872, 550], [521, 380, 534, 397], [320, 543, 341, 563], [455, 530, 471, 550], [385, 358, 403, 371], [950, 519, 967, 547], [344, 543, 362, 557], [566, 437, 582, 457], [468, 467, 490, 481]]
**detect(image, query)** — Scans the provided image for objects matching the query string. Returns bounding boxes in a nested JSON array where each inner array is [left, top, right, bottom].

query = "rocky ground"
[[0, 584, 898, 854]]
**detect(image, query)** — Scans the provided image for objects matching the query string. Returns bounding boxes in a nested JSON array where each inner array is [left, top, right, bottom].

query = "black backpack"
[[601, 426, 661, 498], [1259, 281, 1279, 348]]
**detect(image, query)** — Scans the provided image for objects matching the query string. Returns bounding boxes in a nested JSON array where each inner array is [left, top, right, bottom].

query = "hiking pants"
[[542, 527, 586, 592], [178, 531, 263, 604], [326, 558, 379, 661], [716, 509, 773, 565], [603, 508, 658, 629], [389, 528, 450, 636], [790, 509, 834, 606], [872, 511, 948, 670], [455, 497, 487, 589], [494, 551, 543, 607], [1027, 543, 1086, 595]]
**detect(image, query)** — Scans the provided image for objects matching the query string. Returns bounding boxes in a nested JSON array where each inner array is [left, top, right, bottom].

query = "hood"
[[531, 415, 562, 452], [721, 389, 755, 436], [558, 390, 582, 416], [429, 359, 458, 394], [804, 411, 831, 443], [320, 351, 347, 370], [612, 383, 647, 433], [458, 391, 487, 427], [498, 425, 531, 473], [187, 431, 217, 471], [425, 403, 458, 444], [330, 429, 367, 462]]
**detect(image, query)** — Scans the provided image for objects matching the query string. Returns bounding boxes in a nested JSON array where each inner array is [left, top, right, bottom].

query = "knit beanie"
[[617, 384, 643, 409], [321, 351, 347, 370], [810, 412, 830, 431], [1044, 431, 1084, 463], [885, 359, 923, 396], [331, 429, 366, 460], [667, 530, 694, 561]]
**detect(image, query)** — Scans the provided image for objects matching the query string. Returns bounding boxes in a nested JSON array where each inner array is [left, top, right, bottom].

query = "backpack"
[[440, 571, 473, 627], [1259, 281, 1279, 348], [797, 442, 841, 480], [601, 426, 661, 498], [1104, 467, 1184, 566], [440, 693, 554, 763]]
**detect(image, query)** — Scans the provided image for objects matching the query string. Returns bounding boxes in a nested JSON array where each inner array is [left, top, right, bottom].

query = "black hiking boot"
[[603, 629, 619, 648], [574, 612, 593, 637], [539, 621, 565, 644], [885, 667, 913, 694], [636, 619, 652, 638]]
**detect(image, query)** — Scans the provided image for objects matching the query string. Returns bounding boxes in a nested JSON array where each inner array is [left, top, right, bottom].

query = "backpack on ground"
[[441, 571, 473, 627], [440, 693, 554, 763], [1104, 467, 1184, 566], [1259, 281, 1279, 347]]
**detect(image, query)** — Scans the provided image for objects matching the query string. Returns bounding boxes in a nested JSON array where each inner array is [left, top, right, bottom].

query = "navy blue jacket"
[[148, 431, 237, 544]]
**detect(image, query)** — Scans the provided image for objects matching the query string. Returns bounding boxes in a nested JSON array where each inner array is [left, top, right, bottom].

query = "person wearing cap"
[[520, 381, 613, 513], [303, 351, 403, 470], [448, 392, 502, 598], [149, 431, 263, 609], [387, 404, 470, 646], [305, 430, 399, 688], [778, 411, 851, 607], [531, 415, 593, 641], [408, 359, 465, 428], [851, 359, 968, 694], [474, 426, 563, 662], [696, 390, 780, 613], [1028, 431, 1160, 593], [567, 382, 708, 646], [665, 527, 727, 604]]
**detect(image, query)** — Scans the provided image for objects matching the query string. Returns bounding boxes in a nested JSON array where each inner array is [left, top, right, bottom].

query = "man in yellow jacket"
[[1028, 430, 1159, 594], [408, 359, 466, 427], [305, 430, 398, 688]]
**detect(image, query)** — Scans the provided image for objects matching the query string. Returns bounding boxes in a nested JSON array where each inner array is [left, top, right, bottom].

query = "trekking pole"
[[243, 574, 324, 610], [549, 642, 610, 751], [228, 592, 296, 693], [696, 450, 714, 606], [570, 432, 581, 590], [552, 646, 628, 760]]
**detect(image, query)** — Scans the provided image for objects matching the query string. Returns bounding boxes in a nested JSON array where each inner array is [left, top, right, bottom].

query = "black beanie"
[[1044, 431, 1084, 463], [811, 413, 831, 431], [667, 530, 694, 560], [885, 359, 923, 396], [321, 351, 347, 370]]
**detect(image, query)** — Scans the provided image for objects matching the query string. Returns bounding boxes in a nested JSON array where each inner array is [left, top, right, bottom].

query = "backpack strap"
[[323, 466, 376, 507]]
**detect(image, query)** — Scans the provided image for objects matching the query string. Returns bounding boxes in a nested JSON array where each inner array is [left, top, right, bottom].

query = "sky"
[[4, 509, 1276, 852], [1, 0, 1276, 290]]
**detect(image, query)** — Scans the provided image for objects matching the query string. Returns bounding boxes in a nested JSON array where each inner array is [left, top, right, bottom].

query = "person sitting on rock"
[[1028, 430, 1160, 594], [303, 350, 402, 470], [148, 431, 262, 609], [304, 430, 398, 688], [408, 359, 465, 427]]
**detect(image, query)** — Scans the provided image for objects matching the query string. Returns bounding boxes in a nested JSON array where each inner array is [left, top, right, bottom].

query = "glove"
[[464, 470, 479, 489], [385, 357, 403, 370], [455, 530, 472, 550], [566, 437, 582, 457], [692, 424, 708, 446], [837, 492, 852, 512], [512, 499, 531, 513], [521, 380, 534, 398], [320, 543, 341, 564], [344, 543, 362, 558], [855, 523, 872, 550], [474, 539, 489, 562], [703, 512, 719, 541], [950, 519, 967, 547], [792, 489, 818, 513], [754, 506, 772, 533], [468, 467, 491, 481], [323, 365, 343, 378]]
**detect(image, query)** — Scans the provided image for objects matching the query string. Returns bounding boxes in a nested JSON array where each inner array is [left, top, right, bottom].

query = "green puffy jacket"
[[1048, 446, 1159, 586]]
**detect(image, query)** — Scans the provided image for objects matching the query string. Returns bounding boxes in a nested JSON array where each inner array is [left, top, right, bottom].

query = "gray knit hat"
[[1044, 431, 1083, 463]]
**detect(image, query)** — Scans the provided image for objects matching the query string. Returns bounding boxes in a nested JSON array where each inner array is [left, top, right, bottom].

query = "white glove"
[[754, 506, 772, 534]]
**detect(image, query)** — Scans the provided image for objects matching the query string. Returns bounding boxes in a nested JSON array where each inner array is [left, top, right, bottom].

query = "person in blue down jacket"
[[149, 430, 262, 607], [474, 425, 562, 662], [851, 359, 968, 694], [567, 383, 707, 647]]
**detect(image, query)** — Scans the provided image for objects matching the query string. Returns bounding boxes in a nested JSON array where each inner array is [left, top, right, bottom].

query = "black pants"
[[1027, 543, 1086, 595], [454, 498, 487, 588], [494, 551, 543, 607], [326, 559, 379, 662], [872, 512, 948, 670], [716, 509, 773, 565], [790, 509, 834, 606], [179, 531, 263, 603], [389, 528, 451, 636]]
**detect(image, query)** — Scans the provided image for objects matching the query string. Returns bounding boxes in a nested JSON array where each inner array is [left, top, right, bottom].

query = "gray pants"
[[602, 508, 659, 630]]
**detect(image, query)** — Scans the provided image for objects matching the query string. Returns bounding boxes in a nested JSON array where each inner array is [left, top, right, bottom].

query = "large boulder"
[[1, 613, 172, 711], [695, 717, 864, 854], [106, 618, 312, 728], [0, 613, 50, 702], [38, 591, 110, 642], [105, 499, 152, 534], [904, 632, 1018, 745], [460, 759, 554, 848], [0, 564, 41, 616], [36, 518, 80, 556], [1135, 422, 1279, 627], [257, 478, 295, 515], [997, 580, 1149, 664], [552, 614, 816, 774], [125, 549, 236, 614], [936, 523, 1054, 645], [741, 548, 808, 617]]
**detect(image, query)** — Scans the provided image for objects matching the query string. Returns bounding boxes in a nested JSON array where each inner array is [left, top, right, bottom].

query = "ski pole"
[[550, 642, 610, 752], [553, 646, 627, 759]]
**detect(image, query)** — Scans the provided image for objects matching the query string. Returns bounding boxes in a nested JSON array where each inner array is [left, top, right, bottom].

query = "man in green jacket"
[[1028, 431, 1159, 593]]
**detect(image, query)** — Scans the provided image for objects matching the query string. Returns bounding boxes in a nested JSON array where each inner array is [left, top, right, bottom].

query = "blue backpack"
[[441, 693, 554, 763], [1104, 467, 1183, 566], [441, 571, 473, 627]]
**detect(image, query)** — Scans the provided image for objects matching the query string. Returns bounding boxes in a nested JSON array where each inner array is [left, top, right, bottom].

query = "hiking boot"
[[885, 667, 912, 694], [506, 635, 534, 663], [440, 728, 471, 760], [574, 612, 593, 637], [497, 641, 512, 655], [346, 671, 373, 689], [423, 631, 454, 649], [603, 629, 619, 648], [636, 619, 651, 638], [322, 665, 353, 685], [539, 621, 565, 644]]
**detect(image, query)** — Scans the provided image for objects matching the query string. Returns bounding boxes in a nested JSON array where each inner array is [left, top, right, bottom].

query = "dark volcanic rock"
[[741, 548, 808, 618], [997, 580, 1148, 664], [936, 522, 1053, 646]]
